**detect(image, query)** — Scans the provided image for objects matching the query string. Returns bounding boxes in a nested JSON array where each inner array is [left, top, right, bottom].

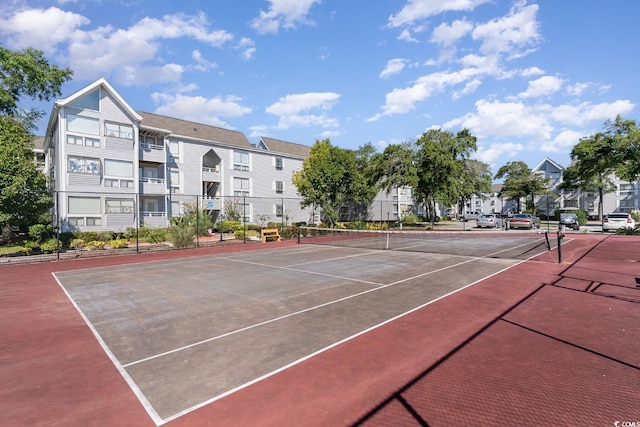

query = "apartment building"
[[42, 78, 314, 233]]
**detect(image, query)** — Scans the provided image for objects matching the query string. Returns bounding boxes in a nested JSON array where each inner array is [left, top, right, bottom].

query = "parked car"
[[506, 214, 541, 230], [460, 211, 485, 222], [477, 214, 503, 228], [602, 213, 636, 232], [559, 213, 580, 231]]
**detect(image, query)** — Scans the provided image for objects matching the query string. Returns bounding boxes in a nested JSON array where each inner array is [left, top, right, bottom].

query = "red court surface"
[[1, 234, 638, 426]]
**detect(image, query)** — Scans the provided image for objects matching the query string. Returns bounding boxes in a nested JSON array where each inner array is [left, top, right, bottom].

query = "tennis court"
[[52, 232, 554, 425]]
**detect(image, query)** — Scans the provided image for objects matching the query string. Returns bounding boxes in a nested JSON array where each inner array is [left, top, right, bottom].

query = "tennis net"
[[297, 226, 554, 261]]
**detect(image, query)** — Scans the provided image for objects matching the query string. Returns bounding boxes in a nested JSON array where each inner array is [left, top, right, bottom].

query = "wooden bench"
[[260, 228, 281, 243]]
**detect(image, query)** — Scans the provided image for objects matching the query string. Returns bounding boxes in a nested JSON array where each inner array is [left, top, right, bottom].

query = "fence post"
[[557, 230, 563, 263]]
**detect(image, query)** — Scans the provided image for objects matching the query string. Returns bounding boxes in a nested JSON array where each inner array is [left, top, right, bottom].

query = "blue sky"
[[1, 0, 638, 173]]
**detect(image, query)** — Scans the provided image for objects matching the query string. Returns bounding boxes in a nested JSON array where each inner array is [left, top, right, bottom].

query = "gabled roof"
[[533, 157, 565, 173], [137, 111, 253, 148], [258, 136, 311, 157], [57, 77, 142, 122]]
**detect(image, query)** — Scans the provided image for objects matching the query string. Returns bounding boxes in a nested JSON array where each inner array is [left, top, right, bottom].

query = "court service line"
[[122, 253, 499, 369], [51, 273, 164, 426], [159, 254, 529, 425]]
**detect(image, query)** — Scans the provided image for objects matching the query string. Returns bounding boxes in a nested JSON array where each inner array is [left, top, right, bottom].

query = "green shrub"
[[28, 224, 52, 243], [109, 238, 130, 249], [616, 227, 640, 235], [218, 220, 243, 233], [40, 238, 59, 254], [234, 229, 247, 240], [70, 238, 85, 250], [246, 224, 261, 232], [144, 227, 167, 243], [96, 231, 115, 242], [21, 241, 36, 255], [58, 232, 74, 248], [76, 231, 99, 242], [344, 221, 366, 230], [402, 214, 420, 225], [169, 225, 195, 248], [86, 240, 106, 250]]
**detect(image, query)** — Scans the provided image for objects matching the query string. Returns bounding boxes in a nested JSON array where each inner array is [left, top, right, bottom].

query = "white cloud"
[[519, 75, 564, 98], [537, 129, 585, 153], [0, 7, 235, 85], [266, 92, 341, 130], [388, 0, 491, 28], [251, 0, 321, 34], [431, 19, 473, 46], [380, 59, 408, 79], [475, 141, 525, 164], [471, 2, 541, 57], [0, 6, 89, 54], [551, 100, 635, 126], [237, 37, 256, 61], [452, 79, 481, 99], [191, 50, 217, 71], [521, 66, 544, 77], [151, 92, 251, 128]]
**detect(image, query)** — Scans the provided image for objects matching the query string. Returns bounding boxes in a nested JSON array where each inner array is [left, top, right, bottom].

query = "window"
[[104, 178, 133, 188], [68, 196, 101, 226], [70, 89, 100, 111], [619, 199, 635, 212], [619, 183, 635, 196], [168, 140, 180, 162], [234, 177, 249, 197], [275, 181, 284, 194], [275, 157, 283, 170], [104, 159, 133, 178], [233, 151, 249, 171], [105, 199, 134, 214], [276, 204, 283, 217], [67, 114, 99, 135], [69, 196, 100, 214], [105, 122, 133, 140], [67, 135, 100, 147], [68, 156, 100, 174], [170, 170, 181, 194]]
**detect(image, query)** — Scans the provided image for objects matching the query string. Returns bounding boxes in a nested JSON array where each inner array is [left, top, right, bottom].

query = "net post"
[[544, 231, 550, 250], [297, 226, 301, 244], [385, 230, 390, 250], [556, 230, 563, 263]]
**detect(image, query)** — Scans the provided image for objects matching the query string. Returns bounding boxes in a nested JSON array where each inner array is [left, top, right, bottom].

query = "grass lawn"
[[0, 244, 23, 256]]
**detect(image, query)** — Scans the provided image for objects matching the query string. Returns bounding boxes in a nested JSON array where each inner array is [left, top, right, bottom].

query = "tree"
[[293, 139, 363, 227], [413, 128, 479, 223], [604, 116, 640, 182], [495, 161, 548, 214], [0, 46, 72, 239], [459, 159, 493, 212], [559, 130, 619, 221], [0, 116, 52, 235], [0, 46, 73, 128]]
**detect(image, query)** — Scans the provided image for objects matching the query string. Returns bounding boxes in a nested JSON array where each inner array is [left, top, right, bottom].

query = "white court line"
[[55, 245, 538, 425], [122, 252, 498, 369], [159, 254, 531, 425], [52, 273, 164, 427]]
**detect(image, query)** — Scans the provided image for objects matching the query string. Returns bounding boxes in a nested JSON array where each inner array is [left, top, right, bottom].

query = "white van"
[[460, 211, 485, 222]]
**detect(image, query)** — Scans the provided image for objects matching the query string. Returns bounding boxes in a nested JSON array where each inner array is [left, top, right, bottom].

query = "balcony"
[[140, 177, 166, 194], [201, 196, 221, 211], [202, 165, 220, 183], [139, 142, 166, 162], [140, 211, 168, 228]]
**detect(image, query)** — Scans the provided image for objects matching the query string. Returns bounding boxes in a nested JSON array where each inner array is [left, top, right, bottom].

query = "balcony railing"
[[141, 177, 165, 184], [203, 165, 220, 173]]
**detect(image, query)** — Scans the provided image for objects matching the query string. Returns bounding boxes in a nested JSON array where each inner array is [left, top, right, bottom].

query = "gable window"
[[275, 157, 283, 170], [275, 181, 283, 194], [68, 156, 100, 174], [69, 88, 100, 111], [234, 177, 249, 197], [105, 122, 133, 140], [67, 114, 99, 135], [106, 198, 134, 214], [233, 151, 249, 171]]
